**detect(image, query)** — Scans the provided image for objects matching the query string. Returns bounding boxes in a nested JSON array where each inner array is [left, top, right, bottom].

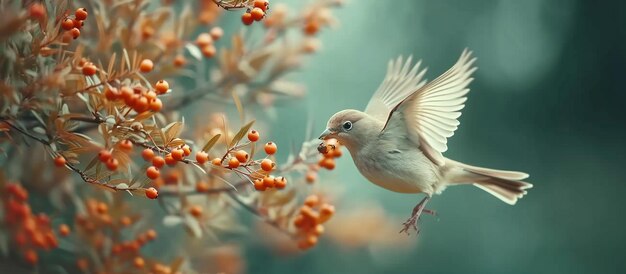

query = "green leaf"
[[201, 134, 221, 153], [229, 120, 255, 148]]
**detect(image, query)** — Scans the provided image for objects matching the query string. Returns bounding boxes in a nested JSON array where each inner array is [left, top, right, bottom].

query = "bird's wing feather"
[[364, 56, 428, 122], [385, 49, 477, 166]]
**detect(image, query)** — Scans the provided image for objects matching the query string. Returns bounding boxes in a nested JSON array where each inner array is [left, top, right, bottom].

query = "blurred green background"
[[237, 0, 626, 273]]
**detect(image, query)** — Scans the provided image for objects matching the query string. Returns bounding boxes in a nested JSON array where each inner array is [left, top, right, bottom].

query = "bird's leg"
[[399, 196, 431, 235]]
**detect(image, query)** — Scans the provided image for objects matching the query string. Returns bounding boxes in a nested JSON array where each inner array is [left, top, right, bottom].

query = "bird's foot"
[[399, 196, 432, 236]]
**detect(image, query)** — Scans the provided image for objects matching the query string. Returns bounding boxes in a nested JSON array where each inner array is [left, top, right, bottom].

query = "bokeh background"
[[228, 0, 626, 273]]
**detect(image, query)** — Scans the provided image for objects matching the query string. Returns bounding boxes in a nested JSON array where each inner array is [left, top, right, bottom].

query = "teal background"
[[237, 0, 626, 273]]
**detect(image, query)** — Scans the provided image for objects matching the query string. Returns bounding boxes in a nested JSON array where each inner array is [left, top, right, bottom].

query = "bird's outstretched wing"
[[384, 49, 477, 166], [364, 56, 428, 122]]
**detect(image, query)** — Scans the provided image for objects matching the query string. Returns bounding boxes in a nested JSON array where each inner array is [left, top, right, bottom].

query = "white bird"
[[318, 49, 532, 234]]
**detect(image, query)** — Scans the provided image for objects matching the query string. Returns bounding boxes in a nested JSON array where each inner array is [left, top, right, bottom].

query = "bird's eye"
[[342, 121, 352, 131]]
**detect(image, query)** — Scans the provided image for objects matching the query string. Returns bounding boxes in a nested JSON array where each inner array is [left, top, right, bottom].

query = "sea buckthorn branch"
[[212, 0, 250, 10]]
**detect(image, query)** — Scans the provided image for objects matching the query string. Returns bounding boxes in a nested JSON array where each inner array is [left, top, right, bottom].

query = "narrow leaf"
[[229, 120, 255, 148], [201, 134, 221, 153]]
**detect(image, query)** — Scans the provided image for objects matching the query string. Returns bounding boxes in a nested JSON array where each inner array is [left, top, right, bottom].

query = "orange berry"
[[54, 155, 66, 167], [73, 19, 84, 29], [196, 181, 210, 192], [274, 176, 287, 189], [120, 216, 132, 226], [145, 187, 158, 199], [146, 229, 157, 240], [165, 170, 180, 184], [120, 86, 133, 100], [164, 153, 176, 166], [98, 149, 111, 162], [149, 98, 162, 112], [212, 158, 222, 166], [263, 175, 275, 188], [228, 157, 240, 168], [195, 33, 213, 47], [210, 27, 224, 40], [189, 206, 203, 218], [319, 157, 335, 170], [241, 13, 254, 25], [133, 96, 149, 112], [139, 59, 154, 73], [182, 145, 191, 156], [305, 171, 317, 183], [75, 8, 88, 20], [319, 204, 335, 223], [24, 249, 38, 265], [76, 259, 89, 271], [58, 224, 70, 237], [254, 0, 269, 11], [62, 18, 74, 30], [146, 166, 160, 180], [247, 130, 259, 142], [304, 195, 319, 208], [300, 205, 319, 220], [96, 202, 108, 214], [329, 147, 343, 158], [152, 156, 165, 168], [312, 224, 325, 236], [106, 158, 119, 171], [104, 87, 120, 101], [171, 148, 184, 161], [196, 151, 208, 164], [133, 257, 145, 268], [305, 234, 318, 246], [142, 148, 155, 161], [173, 55, 186, 67], [293, 215, 305, 228], [264, 142, 277, 155], [69, 27, 81, 39], [154, 80, 169, 94], [303, 21, 320, 36], [234, 150, 249, 163], [28, 3, 45, 19], [201, 45, 216, 58], [253, 179, 266, 191], [118, 139, 133, 152], [145, 90, 157, 100], [82, 63, 96, 75], [260, 159, 274, 172], [250, 7, 265, 21]]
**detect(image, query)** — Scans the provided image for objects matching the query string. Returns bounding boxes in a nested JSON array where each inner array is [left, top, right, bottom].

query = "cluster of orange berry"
[[61, 8, 88, 40], [303, 138, 342, 184], [110, 229, 158, 256], [241, 0, 270, 26], [95, 140, 134, 172], [251, 139, 287, 191], [293, 194, 335, 250], [195, 27, 223, 58], [103, 79, 167, 113], [2, 184, 61, 265], [76, 57, 98, 76]]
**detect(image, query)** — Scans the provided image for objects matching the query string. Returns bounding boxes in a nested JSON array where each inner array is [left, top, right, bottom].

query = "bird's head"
[[319, 109, 373, 150]]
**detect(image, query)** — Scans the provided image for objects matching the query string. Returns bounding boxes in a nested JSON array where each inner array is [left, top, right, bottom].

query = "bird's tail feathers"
[[445, 159, 532, 205]]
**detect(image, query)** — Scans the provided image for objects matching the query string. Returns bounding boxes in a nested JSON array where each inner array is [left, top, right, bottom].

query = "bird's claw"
[[399, 196, 432, 236]]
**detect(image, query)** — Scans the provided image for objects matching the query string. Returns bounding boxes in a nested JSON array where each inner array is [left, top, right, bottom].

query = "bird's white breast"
[[350, 137, 441, 194]]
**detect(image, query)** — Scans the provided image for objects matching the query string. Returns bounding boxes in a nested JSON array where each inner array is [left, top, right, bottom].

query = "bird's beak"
[[318, 128, 334, 140]]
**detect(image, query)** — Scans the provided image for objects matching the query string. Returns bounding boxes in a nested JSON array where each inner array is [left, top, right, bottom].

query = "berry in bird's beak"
[[318, 128, 332, 140]]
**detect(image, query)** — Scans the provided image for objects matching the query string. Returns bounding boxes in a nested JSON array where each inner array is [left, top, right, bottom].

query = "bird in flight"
[[318, 49, 532, 234]]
